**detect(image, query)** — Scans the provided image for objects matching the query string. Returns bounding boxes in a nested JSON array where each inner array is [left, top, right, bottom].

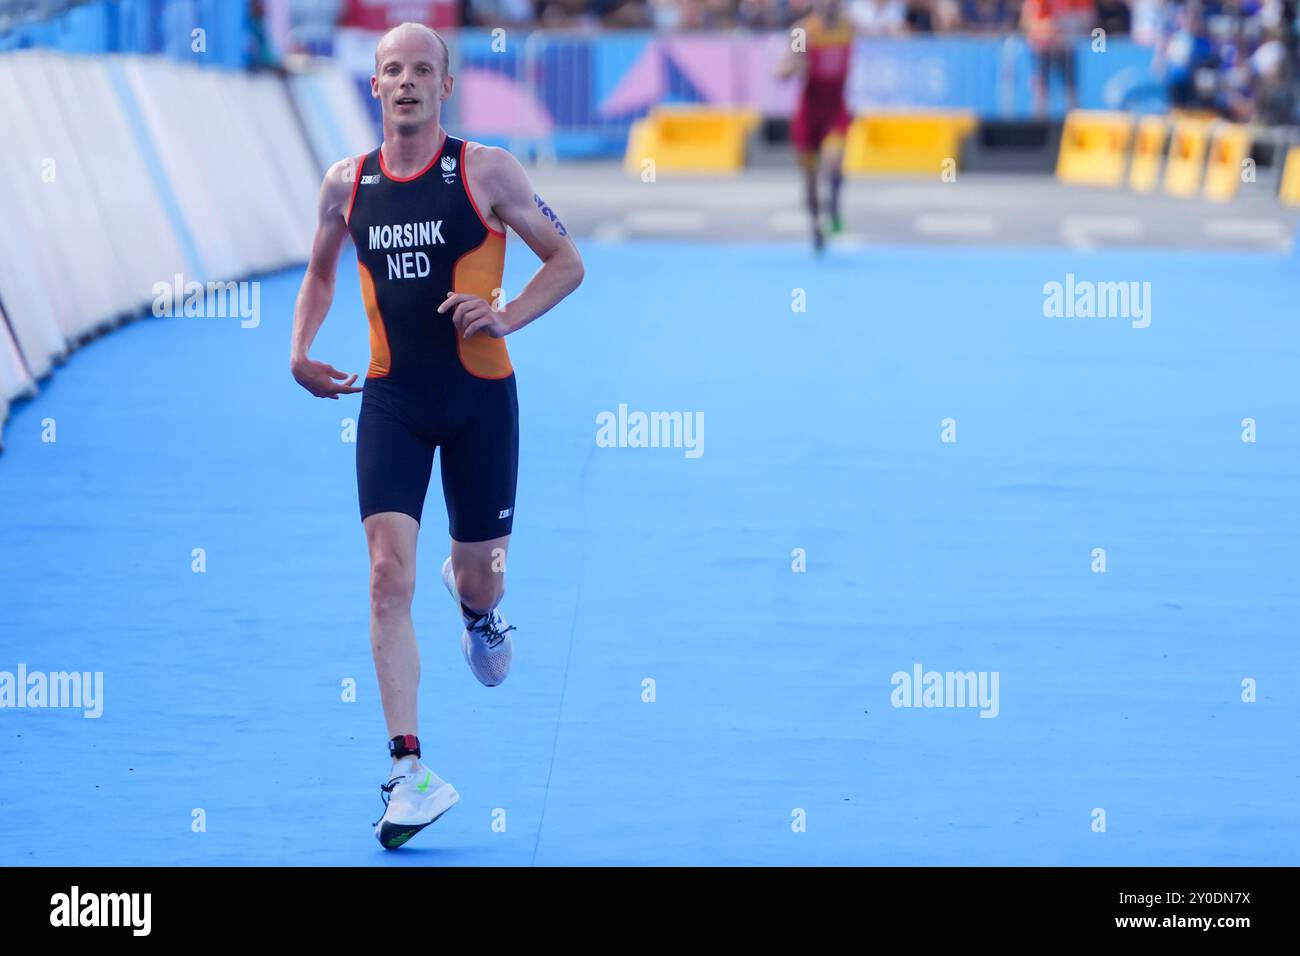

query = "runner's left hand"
[[439, 292, 510, 339]]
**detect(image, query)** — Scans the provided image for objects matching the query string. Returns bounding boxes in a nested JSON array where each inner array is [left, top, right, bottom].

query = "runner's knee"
[[370, 555, 415, 619]]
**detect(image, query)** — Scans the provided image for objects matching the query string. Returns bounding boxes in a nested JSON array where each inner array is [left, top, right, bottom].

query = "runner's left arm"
[[440, 147, 584, 340]]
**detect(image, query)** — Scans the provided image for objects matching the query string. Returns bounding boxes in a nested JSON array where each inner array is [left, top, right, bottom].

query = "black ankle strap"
[[388, 734, 420, 760]]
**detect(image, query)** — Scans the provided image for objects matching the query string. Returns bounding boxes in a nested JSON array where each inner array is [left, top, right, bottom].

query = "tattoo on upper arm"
[[534, 193, 569, 237]]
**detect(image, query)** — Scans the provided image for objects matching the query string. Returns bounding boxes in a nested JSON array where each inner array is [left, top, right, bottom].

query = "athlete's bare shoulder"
[[465, 142, 539, 198], [319, 155, 364, 218], [463, 141, 514, 183], [462, 140, 576, 251], [463, 141, 520, 228]]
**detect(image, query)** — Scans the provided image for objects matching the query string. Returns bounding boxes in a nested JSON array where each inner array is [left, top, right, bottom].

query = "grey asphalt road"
[[526, 160, 1300, 252]]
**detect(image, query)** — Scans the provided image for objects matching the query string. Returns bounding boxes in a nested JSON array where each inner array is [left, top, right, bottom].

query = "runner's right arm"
[[291, 158, 365, 400]]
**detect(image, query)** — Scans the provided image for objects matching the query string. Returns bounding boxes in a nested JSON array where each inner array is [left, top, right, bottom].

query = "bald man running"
[[290, 22, 584, 849]]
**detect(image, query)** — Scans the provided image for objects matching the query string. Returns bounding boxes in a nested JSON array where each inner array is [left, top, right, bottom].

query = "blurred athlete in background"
[[1022, 0, 1094, 117], [777, 0, 856, 253]]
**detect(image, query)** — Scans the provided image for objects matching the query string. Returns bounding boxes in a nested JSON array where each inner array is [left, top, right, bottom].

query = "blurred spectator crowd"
[[1156, 1, 1298, 122], [460, 0, 1287, 42], [463, 0, 1043, 30], [459, 0, 1299, 123]]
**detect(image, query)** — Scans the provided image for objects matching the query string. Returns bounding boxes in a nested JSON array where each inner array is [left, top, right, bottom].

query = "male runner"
[[777, 0, 856, 252], [289, 22, 583, 849], [1022, 0, 1093, 117]]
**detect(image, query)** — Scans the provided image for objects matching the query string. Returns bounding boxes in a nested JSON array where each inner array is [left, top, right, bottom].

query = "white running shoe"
[[442, 556, 515, 687], [373, 758, 459, 850]]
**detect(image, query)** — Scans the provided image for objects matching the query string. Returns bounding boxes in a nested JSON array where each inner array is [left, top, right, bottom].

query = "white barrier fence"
[[0, 53, 375, 447]]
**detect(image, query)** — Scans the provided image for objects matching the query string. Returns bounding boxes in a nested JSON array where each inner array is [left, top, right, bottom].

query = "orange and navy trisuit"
[[790, 12, 854, 164], [346, 131, 518, 541]]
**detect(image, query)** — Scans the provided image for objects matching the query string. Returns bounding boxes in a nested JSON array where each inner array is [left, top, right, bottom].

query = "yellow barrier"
[[1163, 119, 1212, 197], [1127, 116, 1168, 193], [1056, 110, 1133, 187], [1281, 145, 1300, 207], [842, 112, 976, 175], [1202, 124, 1252, 201], [623, 107, 760, 175]]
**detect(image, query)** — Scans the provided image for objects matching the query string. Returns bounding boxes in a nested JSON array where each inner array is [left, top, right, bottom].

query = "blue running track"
[[1, 241, 1297, 865]]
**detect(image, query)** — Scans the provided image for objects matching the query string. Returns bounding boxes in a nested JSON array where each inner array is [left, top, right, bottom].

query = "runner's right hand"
[[292, 357, 363, 399]]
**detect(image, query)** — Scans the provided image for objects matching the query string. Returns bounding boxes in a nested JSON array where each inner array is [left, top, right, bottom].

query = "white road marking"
[[828, 233, 871, 248], [1202, 219, 1288, 241], [769, 211, 811, 232], [622, 209, 707, 232], [913, 213, 998, 237], [1060, 215, 1143, 249], [590, 223, 627, 243]]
